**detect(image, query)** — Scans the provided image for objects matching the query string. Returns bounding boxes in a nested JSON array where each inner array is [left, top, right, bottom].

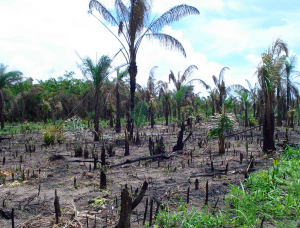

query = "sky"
[[1, 0, 300, 97]]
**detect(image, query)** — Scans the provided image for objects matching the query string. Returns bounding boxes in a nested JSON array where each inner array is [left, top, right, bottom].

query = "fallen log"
[[224, 125, 262, 138], [153, 189, 165, 210], [109, 150, 184, 168]]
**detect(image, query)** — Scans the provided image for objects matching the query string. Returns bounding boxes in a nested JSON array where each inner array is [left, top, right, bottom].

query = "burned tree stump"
[[101, 145, 106, 166], [100, 171, 106, 189], [153, 136, 165, 155], [115, 189, 132, 228]]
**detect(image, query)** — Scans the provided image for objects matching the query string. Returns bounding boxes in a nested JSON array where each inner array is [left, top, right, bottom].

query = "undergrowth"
[[155, 147, 300, 227]]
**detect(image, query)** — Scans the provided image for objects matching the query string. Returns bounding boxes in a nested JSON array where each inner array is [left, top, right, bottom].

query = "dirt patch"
[[0, 121, 294, 227]]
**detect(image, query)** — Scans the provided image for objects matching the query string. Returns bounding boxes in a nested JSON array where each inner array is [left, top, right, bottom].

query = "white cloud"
[[1, 0, 299, 97]]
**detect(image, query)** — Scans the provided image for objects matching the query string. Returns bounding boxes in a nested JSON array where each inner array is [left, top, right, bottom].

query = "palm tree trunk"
[[287, 77, 290, 112], [150, 105, 154, 128], [245, 103, 248, 127], [277, 88, 282, 126], [116, 84, 121, 133], [0, 91, 4, 130], [94, 87, 100, 142], [263, 94, 275, 153], [129, 61, 137, 138], [165, 102, 169, 126], [177, 105, 181, 121]]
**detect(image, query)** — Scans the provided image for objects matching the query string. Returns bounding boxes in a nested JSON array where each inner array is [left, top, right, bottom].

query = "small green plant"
[[42, 127, 55, 145], [249, 117, 257, 126]]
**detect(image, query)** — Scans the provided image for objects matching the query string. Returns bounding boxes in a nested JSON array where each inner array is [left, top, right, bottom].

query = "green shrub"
[[42, 128, 55, 145], [249, 117, 257, 126]]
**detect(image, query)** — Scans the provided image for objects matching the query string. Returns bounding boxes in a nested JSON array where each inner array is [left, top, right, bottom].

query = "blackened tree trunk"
[[245, 102, 248, 127], [129, 61, 137, 138], [109, 112, 113, 128], [115, 189, 132, 228], [94, 87, 100, 142], [0, 91, 4, 130], [177, 105, 181, 121], [277, 87, 282, 126], [115, 84, 121, 133], [212, 102, 215, 116], [150, 105, 154, 128], [262, 97, 275, 153], [165, 103, 169, 126]]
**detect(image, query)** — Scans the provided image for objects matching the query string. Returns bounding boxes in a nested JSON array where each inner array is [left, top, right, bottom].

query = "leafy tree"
[[169, 65, 209, 120], [207, 106, 233, 155], [131, 101, 148, 143], [258, 38, 288, 153], [77, 54, 113, 141], [89, 0, 200, 138], [108, 68, 129, 133], [235, 90, 251, 127], [158, 81, 171, 125], [0, 64, 23, 129], [283, 54, 300, 112], [212, 67, 230, 113]]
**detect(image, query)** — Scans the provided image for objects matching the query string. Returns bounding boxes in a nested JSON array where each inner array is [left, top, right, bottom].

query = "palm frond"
[[89, 0, 118, 26], [149, 66, 158, 79], [212, 75, 218, 87], [169, 71, 177, 87], [219, 67, 229, 83], [149, 4, 199, 33], [115, 0, 129, 22], [189, 79, 210, 90], [144, 33, 186, 57], [181, 65, 198, 83]]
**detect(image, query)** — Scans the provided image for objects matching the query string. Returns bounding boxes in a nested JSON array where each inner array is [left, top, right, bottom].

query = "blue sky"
[[1, 0, 299, 96]]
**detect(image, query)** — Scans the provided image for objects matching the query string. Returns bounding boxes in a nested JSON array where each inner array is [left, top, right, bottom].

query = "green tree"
[[258, 38, 288, 153], [131, 101, 148, 144], [109, 68, 129, 133], [207, 106, 233, 155], [158, 81, 171, 125], [89, 0, 199, 139], [169, 65, 209, 120], [0, 64, 23, 129], [283, 54, 300, 112], [77, 55, 112, 141], [235, 90, 251, 127], [212, 67, 230, 114]]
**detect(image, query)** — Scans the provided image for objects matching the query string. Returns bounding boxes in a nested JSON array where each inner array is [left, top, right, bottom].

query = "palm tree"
[[283, 54, 300, 112], [77, 55, 112, 141], [158, 81, 171, 125], [257, 38, 288, 153], [169, 65, 209, 120], [208, 88, 218, 116], [0, 64, 23, 129], [145, 66, 158, 128], [212, 67, 230, 114], [107, 68, 129, 133], [89, 0, 200, 138], [235, 90, 251, 127]]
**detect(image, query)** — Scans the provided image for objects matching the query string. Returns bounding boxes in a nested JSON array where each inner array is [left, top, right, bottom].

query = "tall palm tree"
[[77, 55, 113, 141], [169, 65, 209, 120], [107, 68, 129, 133], [212, 67, 230, 114], [0, 64, 23, 129], [258, 38, 288, 153], [89, 0, 200, 137]]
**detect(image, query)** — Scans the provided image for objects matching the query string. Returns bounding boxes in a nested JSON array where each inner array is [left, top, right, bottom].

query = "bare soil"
[[0, 121, 296, 227]]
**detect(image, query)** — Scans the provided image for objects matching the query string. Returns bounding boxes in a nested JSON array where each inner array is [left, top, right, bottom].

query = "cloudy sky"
[[1, 0, 300, 96]]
